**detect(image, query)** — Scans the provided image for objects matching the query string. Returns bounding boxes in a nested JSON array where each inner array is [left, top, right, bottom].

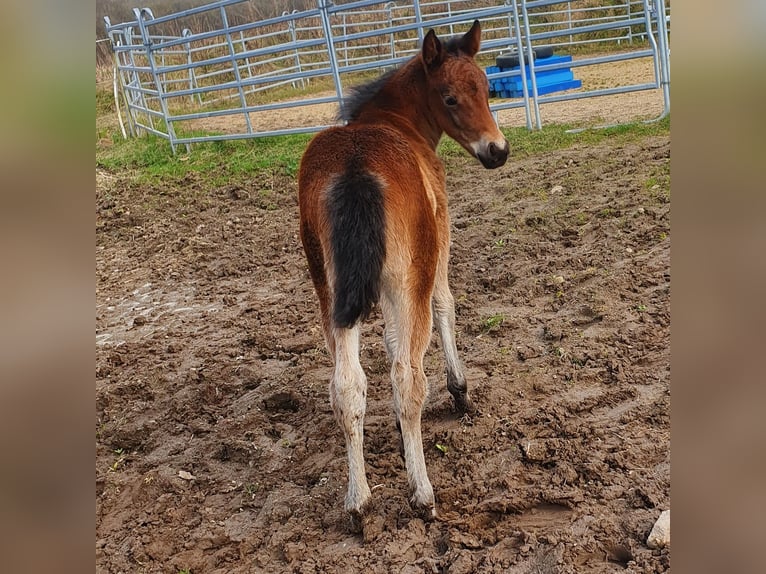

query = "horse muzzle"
[[477, 140, 509, 169]]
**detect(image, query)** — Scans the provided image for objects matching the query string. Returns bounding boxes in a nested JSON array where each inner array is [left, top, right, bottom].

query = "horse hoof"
[[409, 493, 437, 522], [347, 510, 364, 534], [346, 498, 373, 534], [453, 392, 477, 415], [414, 502, 437, 522]]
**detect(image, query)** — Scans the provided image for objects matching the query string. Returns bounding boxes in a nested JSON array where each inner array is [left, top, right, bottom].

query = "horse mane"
[[339, 69, 396, 123], [339, 37, 467, 123], [443, 36, 465, 54]]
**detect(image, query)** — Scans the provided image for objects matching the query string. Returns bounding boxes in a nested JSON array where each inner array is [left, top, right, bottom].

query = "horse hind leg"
[[330, 325, 372, 528], [382, 287, 436, 519], [432, 258, 475, 413], [301, 223, 336, 357]]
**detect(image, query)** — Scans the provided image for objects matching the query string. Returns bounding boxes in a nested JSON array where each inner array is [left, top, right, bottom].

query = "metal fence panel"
[[103, 0, 670, 152]]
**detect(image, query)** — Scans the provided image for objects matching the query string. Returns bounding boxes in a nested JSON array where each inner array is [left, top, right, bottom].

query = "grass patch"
[[96, 84, 115, 116], [97, 111, 668, 187], [645, 160, 671, 204], [97, 131, 313, 185], [440, 115, 669, 159], [481, 313, 505, 332]]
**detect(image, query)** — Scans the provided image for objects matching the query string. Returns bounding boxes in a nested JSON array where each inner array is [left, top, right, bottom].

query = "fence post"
[[219, 5, 253, 134], [341, 12, 349, 66], [283, 12, 305, 89], [239, 28, 255, 94], [503, 0, 514, 50], [640, 0, 661, 91], [518, 0, 542, 129], [653, 0, 670, 117], [413, 0, 423, 45], [385, 2, 396, 59], [133, 8, 180, 151], [317, 0, 345, 119], [125, 22, 152, 136], [104, 17, 133, 138], [510, 0, 534, 130], [181, 29, 200, 105]]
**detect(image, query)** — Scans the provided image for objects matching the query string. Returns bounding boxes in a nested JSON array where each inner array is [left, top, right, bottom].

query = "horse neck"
[[356, 59, 442, 150]]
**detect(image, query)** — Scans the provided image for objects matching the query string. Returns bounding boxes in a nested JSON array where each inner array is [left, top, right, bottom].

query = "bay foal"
[[298, 21, 508, 525]]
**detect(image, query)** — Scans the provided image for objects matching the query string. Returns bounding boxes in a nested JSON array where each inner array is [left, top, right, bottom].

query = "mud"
[[96, 134, 670, 573]]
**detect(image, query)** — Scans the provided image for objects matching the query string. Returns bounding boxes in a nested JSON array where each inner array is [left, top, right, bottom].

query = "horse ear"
[[460, 20, 481, 57], [422, 29, 443, 70]]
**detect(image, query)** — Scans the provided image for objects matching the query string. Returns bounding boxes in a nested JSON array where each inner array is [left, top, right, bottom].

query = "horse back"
[[299, 124, 447, 323], [299, 123, 445, 237]]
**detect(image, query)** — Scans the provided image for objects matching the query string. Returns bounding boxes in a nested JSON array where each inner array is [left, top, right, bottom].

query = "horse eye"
[[444, 95, 458, 107]]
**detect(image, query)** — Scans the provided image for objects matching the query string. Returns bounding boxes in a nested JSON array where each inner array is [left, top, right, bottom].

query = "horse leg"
[[382, 323, 406, 459], [383, 324, 396, 361], [330, 325, 372, 527], [432, 255, 475, 413], [382, 287, 436, 518], [301, 224, 335, 357]]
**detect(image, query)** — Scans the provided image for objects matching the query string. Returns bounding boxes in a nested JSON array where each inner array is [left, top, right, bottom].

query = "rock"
[[516, 345, 542, 361], [646, 509, 670, 548], [521, 438, 554, 462]]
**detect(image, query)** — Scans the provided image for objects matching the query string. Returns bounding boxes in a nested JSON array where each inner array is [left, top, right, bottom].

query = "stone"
[[647, 509, 670, 549]]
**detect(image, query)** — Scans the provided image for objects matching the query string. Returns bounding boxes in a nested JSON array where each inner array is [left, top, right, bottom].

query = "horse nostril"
[[478, 140, 508, 168]]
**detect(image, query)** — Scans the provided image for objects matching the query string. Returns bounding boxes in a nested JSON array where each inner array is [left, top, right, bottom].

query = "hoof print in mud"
[[262, 391, 301, 413]]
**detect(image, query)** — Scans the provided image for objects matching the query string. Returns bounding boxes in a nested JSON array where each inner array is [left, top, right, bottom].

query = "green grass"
[[644, 160, 671, 203], [439, 115, 670, 160], [97, 131, 313, 185], [97, 111, 668, 187], [481, 313, 505, 332]]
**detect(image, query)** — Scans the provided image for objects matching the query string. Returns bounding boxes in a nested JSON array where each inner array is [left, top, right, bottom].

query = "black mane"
[[338, 33, 467, 123], [338, 68, 396, 123], [443, 36, 465, 54]]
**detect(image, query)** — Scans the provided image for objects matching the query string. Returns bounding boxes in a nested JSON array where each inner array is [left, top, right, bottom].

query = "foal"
[[298, 21, 508, 525]]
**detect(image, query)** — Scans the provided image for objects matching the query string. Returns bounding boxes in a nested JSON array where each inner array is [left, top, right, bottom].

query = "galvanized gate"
[[104, 0, 670, 153]]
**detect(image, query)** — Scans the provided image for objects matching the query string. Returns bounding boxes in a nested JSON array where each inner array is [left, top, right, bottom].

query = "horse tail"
[[326, 161, 386, 329]]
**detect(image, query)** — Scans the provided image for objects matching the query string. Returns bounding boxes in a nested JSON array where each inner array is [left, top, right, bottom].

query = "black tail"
[[326, 162, 386, 328]]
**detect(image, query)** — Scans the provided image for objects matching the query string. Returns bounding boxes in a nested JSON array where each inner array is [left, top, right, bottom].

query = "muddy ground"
[[96, 132, 670, 573]]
